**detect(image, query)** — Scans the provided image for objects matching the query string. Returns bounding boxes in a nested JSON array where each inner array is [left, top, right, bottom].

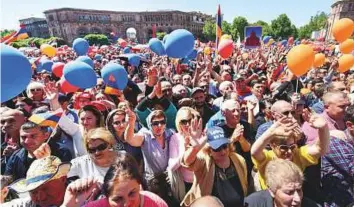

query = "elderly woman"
[[244, 159, 319, 207], [62, 153, 167, 207], [168, 107, 200, 202], [250, 115, 329, 190], [106, 109, 142, 163], [181, 125, 248, 207], [26, 81, 45, 103], [67, 128, 117, 182]]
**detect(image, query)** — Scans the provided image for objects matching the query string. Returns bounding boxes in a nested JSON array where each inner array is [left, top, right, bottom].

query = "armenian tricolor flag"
[[1, 24, 29, 44], [29, 109, 63, 128], [104, 74, 121, 95], [215, 5, 222, 51]]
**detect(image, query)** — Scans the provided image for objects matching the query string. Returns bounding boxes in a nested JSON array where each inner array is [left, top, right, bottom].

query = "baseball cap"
[[191, 87, 204, 96], [207, 126, 230, 150]]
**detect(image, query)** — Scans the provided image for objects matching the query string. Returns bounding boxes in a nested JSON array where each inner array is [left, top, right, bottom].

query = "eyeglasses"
[[212, 144, 228, 152], [15, 104, 26, 108], [281, 110, 296, 116], [30, 88, 42, 92], [162, 88, 172, 93], [87, 143, 108, 154], [151, 120, 166, 126], [113, 120, 125, 126], [277, 144, 297, 152], [180, 119, 192, 125], [200, 85, 208, 90]]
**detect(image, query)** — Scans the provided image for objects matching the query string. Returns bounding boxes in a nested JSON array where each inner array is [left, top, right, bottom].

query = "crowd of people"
[[0, 37, 354, 207]]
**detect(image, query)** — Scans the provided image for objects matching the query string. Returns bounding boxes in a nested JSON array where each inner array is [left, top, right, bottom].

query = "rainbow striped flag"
[[29, 109, 63, 128], [215, 5, 222, 50]]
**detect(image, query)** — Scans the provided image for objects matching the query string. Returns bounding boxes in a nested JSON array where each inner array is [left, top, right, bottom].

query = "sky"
[[1, 0, 333, 30]]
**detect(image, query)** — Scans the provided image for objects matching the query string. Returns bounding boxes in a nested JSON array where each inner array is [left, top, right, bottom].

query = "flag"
[[152, 24, 157, 38], [215, 4, 222, 50], [3, 24, 29, 44], [29, 109, 63, 128]]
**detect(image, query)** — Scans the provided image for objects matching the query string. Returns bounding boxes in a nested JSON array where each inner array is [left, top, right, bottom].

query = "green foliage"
[[202, 20, 216, 41], [232, 16, 249, 41], [222, 21, 232, 36], [270, 14, 296, 39], [1, 29, 16, 38], [252, 20, 273, 37], [298, 12, 328, 39], [156, 32, 167, 40], [84, 34, 109, 46], [9, 36, 67, 49]]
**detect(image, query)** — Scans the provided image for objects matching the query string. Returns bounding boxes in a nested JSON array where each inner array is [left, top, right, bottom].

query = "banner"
[[244, 26, 262, 49]]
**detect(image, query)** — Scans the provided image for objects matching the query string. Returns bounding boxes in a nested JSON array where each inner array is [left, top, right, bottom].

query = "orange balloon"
[[313, 53, 326, 68], [332, 18, 354, 43], [287, 44, 315, 76], [338, 54, 354, 73], [339, 39, 354, 54]]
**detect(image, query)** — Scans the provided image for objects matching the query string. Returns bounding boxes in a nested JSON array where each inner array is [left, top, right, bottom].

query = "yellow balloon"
[[40, 44, 56, 58], [204, 47, 211, 55], [268, 39, 275, 46], [221, 34, 232, 41]]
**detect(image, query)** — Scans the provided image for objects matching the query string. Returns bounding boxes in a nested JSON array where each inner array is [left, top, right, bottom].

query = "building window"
[[48, 15, 54, 21]]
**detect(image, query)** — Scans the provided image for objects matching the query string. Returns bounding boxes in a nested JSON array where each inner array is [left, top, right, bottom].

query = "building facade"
[[43, 8, 212, 43], [326, 0, 354, 40], [19, 17, 50, 38]]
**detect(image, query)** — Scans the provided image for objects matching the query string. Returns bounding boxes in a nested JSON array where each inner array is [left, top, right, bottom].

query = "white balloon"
[[126, 28, 137, 39]]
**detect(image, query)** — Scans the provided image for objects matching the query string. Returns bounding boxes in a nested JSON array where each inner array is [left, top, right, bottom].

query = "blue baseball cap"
[[207, 126, 230, 150]]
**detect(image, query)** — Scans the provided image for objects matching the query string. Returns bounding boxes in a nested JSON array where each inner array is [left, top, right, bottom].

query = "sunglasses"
[[30, 88, 42, 92], [113, 120, 125, 126], [212, 144, 228, 152], [278, 144, 297, 152], [180, 119, 192, 125], [151, 120, 166, 126], [200, 85, 208, 90], [87, 143, 108, 154], [15, 104, 26, 108], [281, 110, 296, 116]]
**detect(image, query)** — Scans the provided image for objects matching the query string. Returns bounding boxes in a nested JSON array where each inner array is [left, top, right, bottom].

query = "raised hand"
[[155, 81, 163, 99], [247, 100, 257, 111], [33, 143, 51, 159], [308, 114, 328, 129], [186, 118, 206, 149], [231, 124, 244, 143], [44, 81, 59, 101], [126, 107, 136, 124]]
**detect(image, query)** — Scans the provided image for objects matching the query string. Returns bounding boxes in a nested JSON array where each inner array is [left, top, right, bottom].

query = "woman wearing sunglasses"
[[181, 126, 248, 207], [250, 114, 329, 191], [67, 127, 117, 182]]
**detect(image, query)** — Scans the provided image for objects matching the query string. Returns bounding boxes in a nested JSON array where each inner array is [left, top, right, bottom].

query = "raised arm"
[[124, 108, 144, 147], [306, 114, 330, 156], [183, 118, 206, 167]]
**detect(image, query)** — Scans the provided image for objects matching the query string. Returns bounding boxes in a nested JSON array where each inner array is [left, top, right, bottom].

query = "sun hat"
[[9, 156, 71, 193]]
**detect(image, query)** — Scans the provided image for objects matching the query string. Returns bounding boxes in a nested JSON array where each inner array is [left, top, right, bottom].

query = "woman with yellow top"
[[250, 114, 329, 190], [181, 120, 248, 207]]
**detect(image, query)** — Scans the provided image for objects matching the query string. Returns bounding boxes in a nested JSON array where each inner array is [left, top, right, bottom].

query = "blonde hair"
[[26, 81, 44, 98], [265, 159, 304, 193], [175, 107, 200, 133], [85, 127, 116, 150]]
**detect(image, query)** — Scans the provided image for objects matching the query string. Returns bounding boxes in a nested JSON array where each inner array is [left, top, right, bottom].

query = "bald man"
[[191, 196, 224, 207]]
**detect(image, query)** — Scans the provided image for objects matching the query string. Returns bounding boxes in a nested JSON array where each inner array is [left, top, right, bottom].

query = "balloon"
[[204, 47, 211, 55], [163, 34, 169, 43], [288, 37, 294, 45], [39, 59, 53, 72], [164, 29, 194, 58], [221, 34, 232, 41], [338, 54, 354, 73], [126, 54, 141, 67], [63, 61, 97, 89], [332, 18, 354, 43], [40, 44, 56, 57], [52, 62, 65, 77], [101, 63, 128, 90], [123, 47, 131, 54], [263, 36, 271, 44], [73, 38, 89, 56], [267, 38, 275, 46], [76, 56, 94, 68], [118, 39, 127, 48], [280, 40, 287, 46], [187, 49, 198, 60], [287, 44, 315, 76], [95, 54, 102, 60], [218, 39, 234, 59], [59, 77, 79, 93], [1, 44, 32, 102], [313, 53, 326, 68], [339, 39, 354, 54], [148, 38, 166, 56]]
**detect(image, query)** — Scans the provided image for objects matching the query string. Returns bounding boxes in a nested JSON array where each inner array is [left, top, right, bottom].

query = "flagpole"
[[46, 110, 65, 144]]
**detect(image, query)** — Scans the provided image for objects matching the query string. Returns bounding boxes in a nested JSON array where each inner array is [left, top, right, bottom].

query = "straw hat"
[[9, 156, 71, 193]]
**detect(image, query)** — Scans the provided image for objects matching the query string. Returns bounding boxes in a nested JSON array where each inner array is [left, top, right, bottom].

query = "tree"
[[156, 32, 166, 40], [202, 20, 216, 41], [222, 21, 232, 35], [231, 16, 249, 41], [291, 24, 298, 39], [252, 20, 273, 37], [298, 25, 312, 39], [298, 11, 328, 39], [84, 34, 109, 46], [1, 29, 16, 38], [270, 14, 295, 40]]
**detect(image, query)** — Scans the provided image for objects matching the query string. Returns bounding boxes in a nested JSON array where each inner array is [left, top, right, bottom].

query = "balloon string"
[[296, 78, 299, 94]]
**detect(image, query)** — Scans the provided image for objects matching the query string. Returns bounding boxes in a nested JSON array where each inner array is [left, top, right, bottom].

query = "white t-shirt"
[[67, 155, 109, 182]]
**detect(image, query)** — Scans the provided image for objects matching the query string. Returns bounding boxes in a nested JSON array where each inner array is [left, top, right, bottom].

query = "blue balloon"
[[63, 61, 97, 89], [263, 36, 271, 44], [101, 63, 128, 90], [73, 38, 89, 56], [95, 54, 102, 60], [281, 40, 288, 46], [1, 44, 32, 102], [126, 54, 141, 67], [163, 34, 169, 44], [123, 47, 131, 54], [39, 59, 53, 72], [76, 56, 94, 68], [187, 49, 198, 60], [148, 38, 166, 56], [165, 29, 194, 58]]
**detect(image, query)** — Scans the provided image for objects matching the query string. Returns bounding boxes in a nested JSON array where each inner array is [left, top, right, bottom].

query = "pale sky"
[[1, 0, 333, 30]]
